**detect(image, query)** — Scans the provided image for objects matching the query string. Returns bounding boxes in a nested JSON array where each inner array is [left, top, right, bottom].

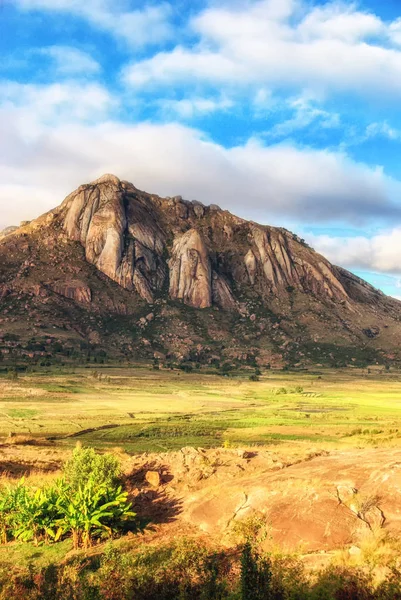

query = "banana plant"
[[0, 471, 135, 548], [0, 480, 29, 544], [57, 476, 135, 549], [13, 482, 65, 545]]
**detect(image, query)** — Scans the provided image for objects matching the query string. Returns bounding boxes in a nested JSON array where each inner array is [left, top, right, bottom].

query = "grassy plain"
[[2, 365, 401, 594], [1, 365, 401, 454]]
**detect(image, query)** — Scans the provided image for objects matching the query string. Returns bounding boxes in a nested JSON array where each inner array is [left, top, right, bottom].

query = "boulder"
[[145, 471, 161, 487]]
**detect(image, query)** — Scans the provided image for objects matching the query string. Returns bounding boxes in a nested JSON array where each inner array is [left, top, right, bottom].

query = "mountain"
[[0, 174, 400, 369], [0, 226, 18, 240]]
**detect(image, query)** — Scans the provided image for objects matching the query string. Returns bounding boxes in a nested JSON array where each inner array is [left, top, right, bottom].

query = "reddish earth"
[[2, 443, 401, 556], [127, 446, 401, 553]]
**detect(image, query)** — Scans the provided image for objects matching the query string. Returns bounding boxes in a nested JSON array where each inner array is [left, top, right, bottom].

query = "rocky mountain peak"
[[93, 173, 121, 186], [55, 174, 374, 312], [1, 173, 400, 367]]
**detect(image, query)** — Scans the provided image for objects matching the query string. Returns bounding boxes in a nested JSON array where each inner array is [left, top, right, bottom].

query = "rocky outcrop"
[[0, 226, 18, 240], [169, 229, 212, 309], [52, 280, 92, 304], [55, 174, 392, 315], [62, 174, 166, 303], [212, 272, 237, 310], [247, 226, 348, 300], [63, 174, 126, 279], [244, 249, 257, 285], [0, 285, 10, 300]]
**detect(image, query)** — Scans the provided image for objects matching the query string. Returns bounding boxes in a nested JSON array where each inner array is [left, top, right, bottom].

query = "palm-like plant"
[[0, 448, 135, 549], [0, 481, 28, 544], [58, 477, 135, 549], [13, 481, 66, 545]]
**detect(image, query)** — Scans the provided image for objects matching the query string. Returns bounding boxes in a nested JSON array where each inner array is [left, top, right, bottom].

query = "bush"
[[0, 475, 134, 550], [240, 542, 272, 600], [58, 476, 135, 549], [63, 444, 121, 490], [310, 566, 374, 600], [0, 447, 134, 550]]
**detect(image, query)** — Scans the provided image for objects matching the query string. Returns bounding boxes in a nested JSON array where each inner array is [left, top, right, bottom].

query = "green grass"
[[7, 408, 39, 419], [0, 539, 73, 569], [1, 365, 401, 452]]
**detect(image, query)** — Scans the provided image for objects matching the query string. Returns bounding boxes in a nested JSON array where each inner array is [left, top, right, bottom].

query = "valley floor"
[[1, 365, 401, 594]]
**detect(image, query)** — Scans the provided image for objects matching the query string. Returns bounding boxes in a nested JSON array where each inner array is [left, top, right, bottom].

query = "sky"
[[1, 0, 401, 298]]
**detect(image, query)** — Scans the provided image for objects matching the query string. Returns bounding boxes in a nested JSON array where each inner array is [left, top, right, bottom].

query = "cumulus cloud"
[[14, 0, 174, 48], [1, 81, 116, 123], [1, 79, 400, 231], [389, 18, 401, 46], [307, 228, 401, 274], [40, 46, 101, 76], [123, 0, 401, 100]]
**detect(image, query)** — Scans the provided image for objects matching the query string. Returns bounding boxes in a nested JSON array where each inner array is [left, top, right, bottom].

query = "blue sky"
[[1, 0, 401, 297]]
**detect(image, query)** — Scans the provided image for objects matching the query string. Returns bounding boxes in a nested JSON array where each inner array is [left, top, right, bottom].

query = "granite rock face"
[[59, 174, 355, 310], [62, 174, 167, 304], [1, 173, 401, 366], [52, 280, 92, 304], [169, 229, 212, 309]]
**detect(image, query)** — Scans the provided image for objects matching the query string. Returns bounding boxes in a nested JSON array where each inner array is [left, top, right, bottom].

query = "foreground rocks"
[[128, 446, 401, 553]]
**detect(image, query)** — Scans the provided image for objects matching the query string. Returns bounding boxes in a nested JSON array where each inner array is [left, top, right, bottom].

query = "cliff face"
[[59, 174, 354, 310], [0, 173, 400, 367]]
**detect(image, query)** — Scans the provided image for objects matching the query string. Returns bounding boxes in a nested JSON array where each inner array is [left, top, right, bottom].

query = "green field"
[[1, 365, 401, 453], [2, 365, 401, 598]]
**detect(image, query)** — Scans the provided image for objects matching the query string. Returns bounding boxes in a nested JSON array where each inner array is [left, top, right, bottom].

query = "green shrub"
[[0, 480, 28, 543], [240, 542, 272, 600], [310, 566, 374, 600], [13, 480, 66, 545], [63, 444, 121, 490], [0, 450, 134, 549], [57, 476, 135, 549]]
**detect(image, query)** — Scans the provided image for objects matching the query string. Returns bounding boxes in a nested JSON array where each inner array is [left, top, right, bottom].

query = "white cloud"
[[267, 93, 340, 138], [14, 0, 173, 48], [159, 96, 234, 118], [0, 81, 116, 127], [307, 227, 401, 274], [298, 2, 384, 43], [40, 46, 100, 76], [123, 46, 242, 87], [365, 122, 401, 142], [0, 81, 117, 165], [389, 18, 401, 46], [0, 81, 400, 231], [123, 0, 401, 100]]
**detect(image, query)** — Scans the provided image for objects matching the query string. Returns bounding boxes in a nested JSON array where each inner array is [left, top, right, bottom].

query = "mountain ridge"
[[0, 174, 400, 368]]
